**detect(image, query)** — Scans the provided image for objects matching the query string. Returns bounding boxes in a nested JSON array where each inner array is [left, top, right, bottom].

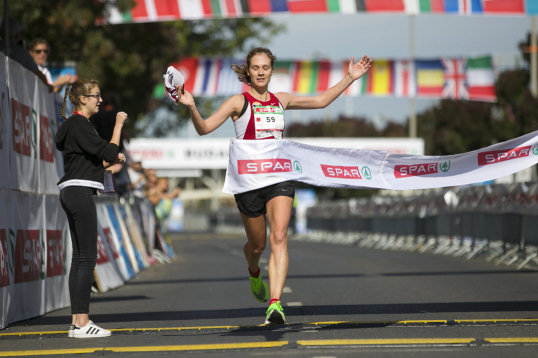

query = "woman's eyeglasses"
[[33, 49, 49, 54], [84, 93, 101, 99]]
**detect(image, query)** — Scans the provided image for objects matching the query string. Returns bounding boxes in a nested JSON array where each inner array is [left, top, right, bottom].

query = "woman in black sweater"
[[55, 79, 127, 338]]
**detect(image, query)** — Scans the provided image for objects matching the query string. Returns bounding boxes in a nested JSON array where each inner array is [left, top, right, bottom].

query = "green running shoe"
[[249, 274, 269, 302], [265, 301, 285, 325]]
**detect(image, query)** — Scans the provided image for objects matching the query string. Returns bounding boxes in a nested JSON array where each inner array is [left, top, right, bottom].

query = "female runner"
[[175, 47, 372, 324]]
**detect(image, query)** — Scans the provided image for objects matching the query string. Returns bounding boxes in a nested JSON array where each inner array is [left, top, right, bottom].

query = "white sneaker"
[[71, 321, 111, 338]]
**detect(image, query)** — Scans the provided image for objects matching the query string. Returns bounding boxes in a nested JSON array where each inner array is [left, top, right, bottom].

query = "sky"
[[171, 13, 532, 138]]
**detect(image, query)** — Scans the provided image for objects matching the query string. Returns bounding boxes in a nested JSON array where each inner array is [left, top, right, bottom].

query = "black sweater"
[[55, 114, 119, 188]]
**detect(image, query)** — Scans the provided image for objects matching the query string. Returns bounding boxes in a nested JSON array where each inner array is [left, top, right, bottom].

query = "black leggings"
[[60, 186, 98, 314]]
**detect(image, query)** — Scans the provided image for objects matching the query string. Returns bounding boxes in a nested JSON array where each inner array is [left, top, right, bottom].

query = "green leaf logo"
[[293, 160, 302, 174], [439, 160, 451, 173], [361, 166, 372, 180]]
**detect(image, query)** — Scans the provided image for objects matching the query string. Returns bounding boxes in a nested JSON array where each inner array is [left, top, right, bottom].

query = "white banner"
[[0, 54, 9, 190], [43, 194, 71, 313], [0, 190, 46, 328], [223, 131, 538, 194], [6, 56, 60, 194], [96, 204, 132, 281]]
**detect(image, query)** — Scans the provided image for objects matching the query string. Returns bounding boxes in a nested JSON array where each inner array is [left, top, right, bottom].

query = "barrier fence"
[[0, 53, 173, 329], [305, 182, 538, 269]]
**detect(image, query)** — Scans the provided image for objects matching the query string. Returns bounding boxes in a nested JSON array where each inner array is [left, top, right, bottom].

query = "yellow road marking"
[[0, 341, 289, 357], [455, 319, 538, 324], [485, 337, 538, 343], [298, 338, 475, 346], [1, 318, 537, 337]]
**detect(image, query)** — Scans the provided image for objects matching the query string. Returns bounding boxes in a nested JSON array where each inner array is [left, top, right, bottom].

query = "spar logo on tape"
[[477, 146, 533, 166], [321, 165, 360, 179], [394, 161, 451, 178], [238, 159, 293, 174], [320, 165, 372, 180]]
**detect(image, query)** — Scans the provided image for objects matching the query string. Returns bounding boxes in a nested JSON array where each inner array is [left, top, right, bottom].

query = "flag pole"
[[408, 14, 417, 138]]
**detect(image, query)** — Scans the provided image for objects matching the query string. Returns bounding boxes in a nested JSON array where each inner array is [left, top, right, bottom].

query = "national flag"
[[269, 60, 295, 93], [192, 58, 210, 95], [153, 0, 180, 19], [173, 57, 199, 94], [216, 58, 244, 95], [483, 0, 525, 14], [202, 58, 220, 95], [443, 0, 483, 15], [466, 56, 496, 101], [394, 60, 416, 97], [247, 0, 288, 14], [326, 0, 359, 13], [329, 60, 346, 88], [367, 59, 394, 96], [209, 0, 226, 16], [209, 0, 242, 16], [442, 58, 468, 99], [292, 61, 317, 94], [527, 0, 538, 15], [316, 60, 331, 92], [287, 0, 328, 13], [416, 60, 444, 97], [414, 0, 446, 13], [179, 0, 206, 19], [201, 0, 214, 17], [130, 0, 157, 22], [364, 0, 405, 12]]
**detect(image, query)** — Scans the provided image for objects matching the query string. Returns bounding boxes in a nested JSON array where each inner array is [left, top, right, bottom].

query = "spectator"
[[0, 16, 49, 86], [127, 159, 146, 198], [29, 38, 73, 93]]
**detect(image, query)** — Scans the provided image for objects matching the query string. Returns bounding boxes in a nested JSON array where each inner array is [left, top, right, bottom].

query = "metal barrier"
[[305, 182, 538, 270]]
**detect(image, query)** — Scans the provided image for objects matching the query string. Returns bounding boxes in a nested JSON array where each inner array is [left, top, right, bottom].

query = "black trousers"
[[59, 186, 98, 314]]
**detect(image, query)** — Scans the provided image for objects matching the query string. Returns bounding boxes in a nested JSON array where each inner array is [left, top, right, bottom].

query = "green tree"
[[286, 115, 406, 138], [3, 0, 282, 135]]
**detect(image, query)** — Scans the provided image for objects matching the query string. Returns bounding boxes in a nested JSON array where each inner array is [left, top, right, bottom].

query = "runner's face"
[[248, 54, 272, 88]]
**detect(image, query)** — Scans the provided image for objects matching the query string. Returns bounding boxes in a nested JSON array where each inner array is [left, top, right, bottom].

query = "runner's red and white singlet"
[[234, 92, 285, 140]]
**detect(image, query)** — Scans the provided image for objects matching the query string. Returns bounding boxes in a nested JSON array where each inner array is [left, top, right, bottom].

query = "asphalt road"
[[1, 232, 537, 357]]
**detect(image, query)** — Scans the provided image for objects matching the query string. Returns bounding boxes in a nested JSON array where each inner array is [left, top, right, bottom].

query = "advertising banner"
[[94, 219, 125, 293], [0, 54, 9, 190], [0, 191, 45, 328], [8, 59, 38, 192], [223, 131, 538, 194], [96, 204, 133, 281], [37, 84, 62, 195], [108, 204, 140, 275], [43, 194, 70, 312]]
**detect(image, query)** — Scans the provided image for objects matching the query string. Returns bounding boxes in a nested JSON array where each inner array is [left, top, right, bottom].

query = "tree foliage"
[[3, 0, 282, 135], [286, 115, 406, 138]]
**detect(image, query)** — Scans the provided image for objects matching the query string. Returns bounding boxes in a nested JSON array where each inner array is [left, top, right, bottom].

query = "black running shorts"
[[234, 181, 295, 217]]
